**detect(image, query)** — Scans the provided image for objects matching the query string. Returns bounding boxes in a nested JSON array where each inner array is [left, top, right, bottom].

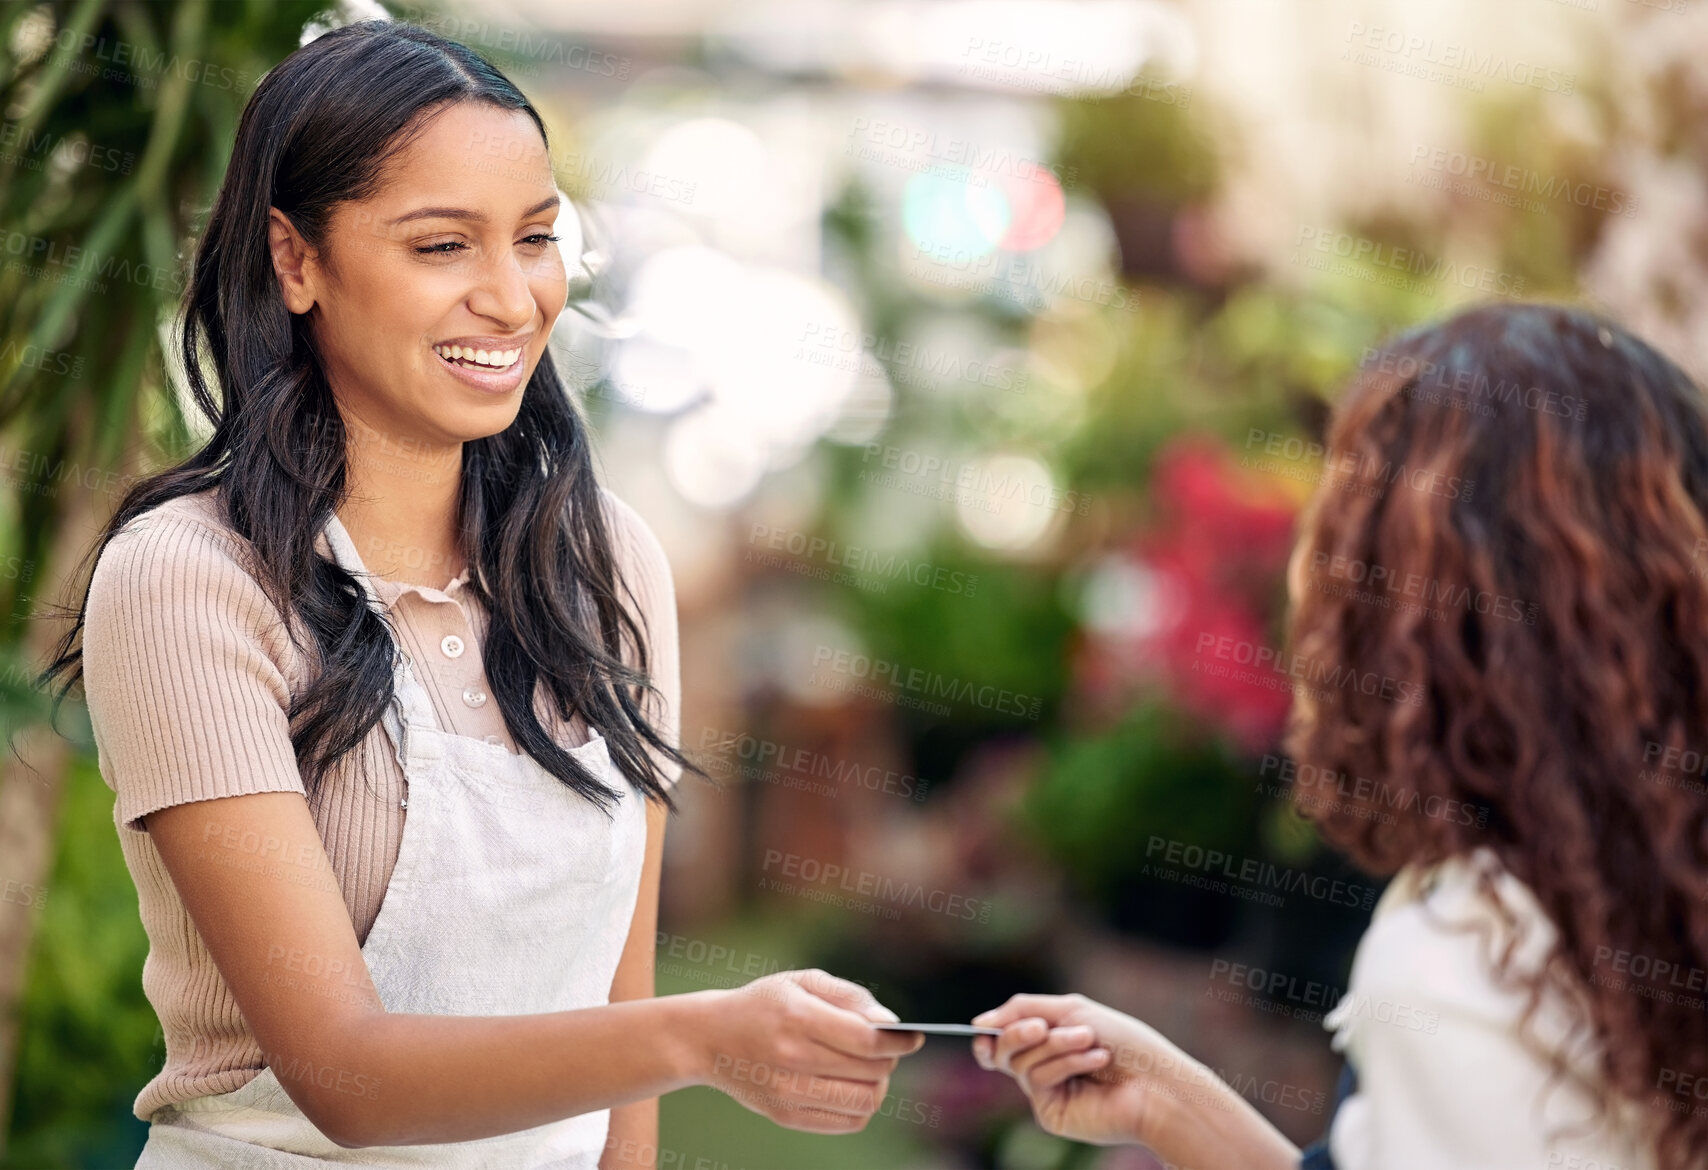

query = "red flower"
[[1075, 436, 1300, 752]]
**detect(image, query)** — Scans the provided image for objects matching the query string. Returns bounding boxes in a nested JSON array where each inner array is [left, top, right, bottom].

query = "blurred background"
[[0, 0, 1700, 1166]]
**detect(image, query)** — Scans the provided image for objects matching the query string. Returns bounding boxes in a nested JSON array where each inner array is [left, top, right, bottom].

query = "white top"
[[1325, 848, 1656, 1170]]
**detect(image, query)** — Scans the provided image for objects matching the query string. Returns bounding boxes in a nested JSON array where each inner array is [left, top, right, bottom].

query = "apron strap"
[[319, 509, 448, 759]]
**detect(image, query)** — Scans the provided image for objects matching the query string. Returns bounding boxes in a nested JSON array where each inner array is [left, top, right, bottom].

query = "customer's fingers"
[[1010, 1025, 1099, 1080], [991, 1017, 1050, 1073], [973, 994, 1076, 1030], [1020, 1047, 1112, 1094]]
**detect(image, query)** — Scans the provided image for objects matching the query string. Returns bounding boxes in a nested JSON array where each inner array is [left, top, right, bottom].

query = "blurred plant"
[[1074, 436, 1298, 749], [1019, 436, 1299, 944], [1023, 697, 1263, 946], [0, 0, 330, 1156]]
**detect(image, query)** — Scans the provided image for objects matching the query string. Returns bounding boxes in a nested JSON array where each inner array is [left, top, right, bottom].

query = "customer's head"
[[1285, 301, 1708, 1165]]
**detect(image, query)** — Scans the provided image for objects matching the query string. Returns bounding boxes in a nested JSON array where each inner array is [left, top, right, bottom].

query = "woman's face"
[[270, 101, 567, 450]]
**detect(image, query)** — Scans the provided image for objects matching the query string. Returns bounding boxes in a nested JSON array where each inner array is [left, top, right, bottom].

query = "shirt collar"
[[318, 509, 472, 607]]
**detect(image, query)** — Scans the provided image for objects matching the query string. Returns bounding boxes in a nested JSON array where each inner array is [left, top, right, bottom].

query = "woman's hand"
[[690, 969, 924, 1134], [972, 993, 1300, 1170]]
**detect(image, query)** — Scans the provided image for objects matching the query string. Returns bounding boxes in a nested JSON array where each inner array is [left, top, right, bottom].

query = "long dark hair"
[[1284, 302, 1708, 1168], [40, 20, 691, 811]]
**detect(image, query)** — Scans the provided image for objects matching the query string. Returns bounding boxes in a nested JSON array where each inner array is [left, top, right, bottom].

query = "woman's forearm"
[[1139, 1058, 1302, 1170], [317, 990, 717, 1148], [601, 1097, 660, 1169]]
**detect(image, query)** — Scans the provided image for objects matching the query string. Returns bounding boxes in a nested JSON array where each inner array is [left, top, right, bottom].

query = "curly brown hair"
[[1282, 302, 1708, 1169]]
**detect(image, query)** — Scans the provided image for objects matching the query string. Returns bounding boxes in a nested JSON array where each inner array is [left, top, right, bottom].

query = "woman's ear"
[[267, 207, 318, 315]]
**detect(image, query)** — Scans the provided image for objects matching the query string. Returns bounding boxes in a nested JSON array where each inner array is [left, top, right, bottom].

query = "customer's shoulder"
[[1353, 849, 1558, 1008]]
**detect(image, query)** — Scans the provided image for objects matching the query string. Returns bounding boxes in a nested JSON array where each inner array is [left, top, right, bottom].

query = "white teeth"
[[434, 344, 522, 370]]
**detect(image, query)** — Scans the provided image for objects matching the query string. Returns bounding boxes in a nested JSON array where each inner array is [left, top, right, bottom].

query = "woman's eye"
[[413, 234, 559, 256]]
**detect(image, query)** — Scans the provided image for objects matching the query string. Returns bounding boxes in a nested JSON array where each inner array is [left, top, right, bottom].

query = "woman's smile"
[[430, 333, 534, 394]]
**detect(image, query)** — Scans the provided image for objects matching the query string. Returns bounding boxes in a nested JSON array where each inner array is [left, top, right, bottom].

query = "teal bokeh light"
[[902, 168, 1012, 258]]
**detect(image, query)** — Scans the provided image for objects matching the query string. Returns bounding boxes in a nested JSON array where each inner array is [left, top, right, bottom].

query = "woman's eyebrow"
[[388, 193, 561, 226]]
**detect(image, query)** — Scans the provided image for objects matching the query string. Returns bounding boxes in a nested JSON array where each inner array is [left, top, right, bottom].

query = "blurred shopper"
[[43, 21, 917, 1168], [975, 302, 1708, 1170]]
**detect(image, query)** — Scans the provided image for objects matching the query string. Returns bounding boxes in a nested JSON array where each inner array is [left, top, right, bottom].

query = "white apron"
[[134, 521, 648, 1168]]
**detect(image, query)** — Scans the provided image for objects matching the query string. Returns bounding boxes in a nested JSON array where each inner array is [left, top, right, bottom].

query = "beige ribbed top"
[[79, 486, 680, 1122]]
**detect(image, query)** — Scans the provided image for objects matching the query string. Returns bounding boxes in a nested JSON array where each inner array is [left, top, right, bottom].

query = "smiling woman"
[[36, 19, 920, 1170]]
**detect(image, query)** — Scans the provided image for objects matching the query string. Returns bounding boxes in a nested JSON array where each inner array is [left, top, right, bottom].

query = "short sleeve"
[[602, 491, 682, 789], [82, 515, 308, 832]]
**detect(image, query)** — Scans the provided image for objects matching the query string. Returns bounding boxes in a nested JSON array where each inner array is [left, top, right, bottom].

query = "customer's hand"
[[693, 969, 924, 1134], [971, 993, 1177, 1145], [972, 993, 1299, 1169]]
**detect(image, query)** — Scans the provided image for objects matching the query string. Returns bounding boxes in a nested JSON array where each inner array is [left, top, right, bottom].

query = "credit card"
[[873, 1022, 1003, 1036]]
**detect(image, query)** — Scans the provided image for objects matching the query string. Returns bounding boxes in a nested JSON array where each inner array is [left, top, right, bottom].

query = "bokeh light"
[[996, 167, 1066, 251], [902, 168, 1012, 256], [954, 450, 1065, 552]]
